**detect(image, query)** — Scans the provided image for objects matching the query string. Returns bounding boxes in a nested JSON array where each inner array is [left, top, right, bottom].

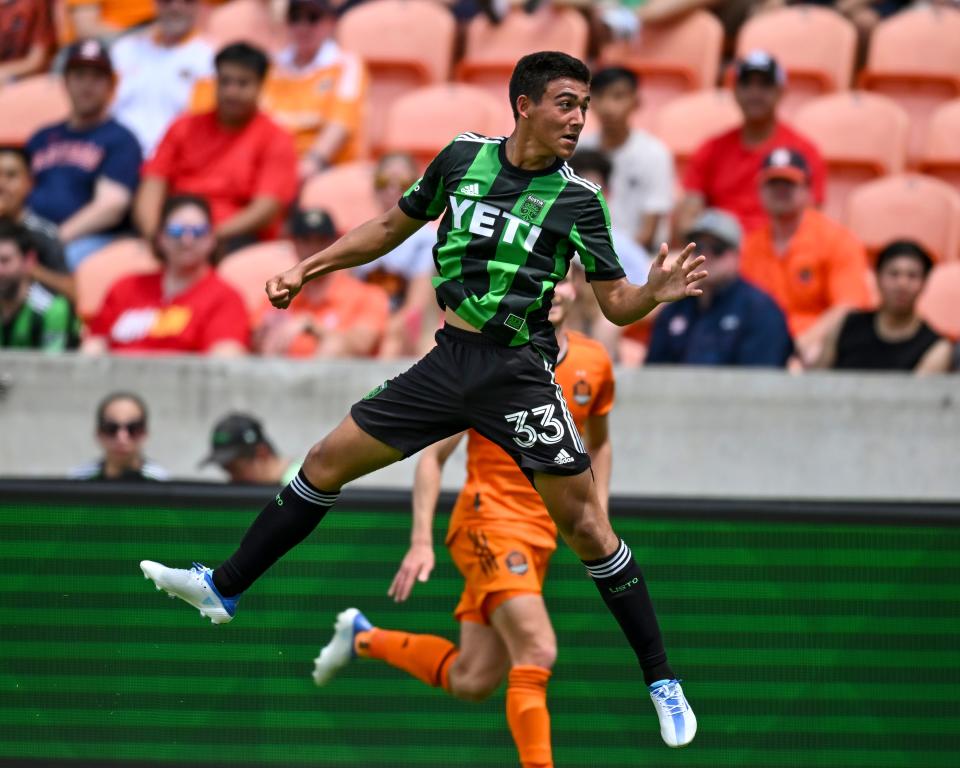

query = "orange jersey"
[[65, 0, 155, 34], [447, 331, 615, 550]]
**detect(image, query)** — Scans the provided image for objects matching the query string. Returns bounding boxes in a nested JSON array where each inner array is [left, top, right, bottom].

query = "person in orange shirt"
[[740, 147, 872, 366], [66, 0, 155, 40], [310, 278, 621, 768], [254, 207, 390, 357]]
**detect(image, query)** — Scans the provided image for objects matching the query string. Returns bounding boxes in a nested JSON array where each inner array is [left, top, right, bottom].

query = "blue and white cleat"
[[312, 608, 373, 686], [139, 560, 240, 625], [649, 679, 697, 747]]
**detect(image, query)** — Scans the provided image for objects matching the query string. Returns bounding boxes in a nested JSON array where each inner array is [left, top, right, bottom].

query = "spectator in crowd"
[[254, 206, 390, 358], [678, 50, 826, 235], [70, 391, 169, 481], [0, 218, 78, 351], [353, 153, 437, 358], [578, 67, 675, 251], [136, 43, 298, 253], [647, 208, 792, 367], [83, 194, 249, 355], [200, 412, 301, 485], [26, 40, 143, 270], [111, 0, 214, 157], [66, 0, 156, 41], [636, 0, 758, 41], [814, 240, 953, 373], [741, 148, 872, 366], [0, 0, 55, 81], [0, 146, 74, 302]]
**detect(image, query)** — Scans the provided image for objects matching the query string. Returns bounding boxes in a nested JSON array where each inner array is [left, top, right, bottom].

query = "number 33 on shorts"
[[504, 405, 566, 447]]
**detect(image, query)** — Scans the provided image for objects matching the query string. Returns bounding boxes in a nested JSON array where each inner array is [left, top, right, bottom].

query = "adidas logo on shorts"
[[460, 182, 480, 197], [554, 448, 574, 465]]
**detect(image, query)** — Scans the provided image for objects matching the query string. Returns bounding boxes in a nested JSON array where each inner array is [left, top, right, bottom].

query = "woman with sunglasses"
[[69, 391, 169, 481], [82, 194, 249, 355]]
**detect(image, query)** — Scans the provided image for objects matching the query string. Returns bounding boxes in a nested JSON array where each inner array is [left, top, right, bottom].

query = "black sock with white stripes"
[[212, 470, 339, 597], [583, 539, 675, 686]]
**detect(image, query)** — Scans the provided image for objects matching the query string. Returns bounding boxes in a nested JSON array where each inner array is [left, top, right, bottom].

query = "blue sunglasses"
[[165, 223, 211, 240]]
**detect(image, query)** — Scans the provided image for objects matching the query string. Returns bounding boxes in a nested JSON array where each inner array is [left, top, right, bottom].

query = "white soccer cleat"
[[312, 608, 373, 686], [140, 560, 240, 625], [649, 679, 697, 747]]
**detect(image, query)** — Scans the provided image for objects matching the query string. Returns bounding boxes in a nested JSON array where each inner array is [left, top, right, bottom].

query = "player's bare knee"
[[449, 669, 501, 702], [561, 515, 615, 558], [514, 635, 557, 670], [302, 439, 342, 490]]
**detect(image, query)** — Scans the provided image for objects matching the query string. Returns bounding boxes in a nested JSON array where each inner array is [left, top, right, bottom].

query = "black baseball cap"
[[287, 0, 333, 19], [735, 50, 785, 87], [289, 208, 337, 238], [200, 413, 271, 467], [760, 147, 811, 185], [65, 39, 114, 76]]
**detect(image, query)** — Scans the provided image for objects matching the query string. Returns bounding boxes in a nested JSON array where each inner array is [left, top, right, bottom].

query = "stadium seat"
[[845, 174, 960, 265], [734, 6, 856, 119], [651, 89, 741, 178], [918, 262, 960, 341], [381, 84, 511, 167], [201, 0, 286, 54], [299, 161, 380, 234], [456, 7, 589, 104], [859, 5, 960, 163], [0, 75, 69, 144], [217, 241, 299, 316], [918, 98, 960, 193], [337, 0, 457, 150], [600, 10, 723, 126], [75, 239, 156, 321], [792, 92, 909, 221]]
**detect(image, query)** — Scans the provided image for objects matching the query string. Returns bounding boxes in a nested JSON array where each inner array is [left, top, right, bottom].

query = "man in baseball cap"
[[201, 413, 301, 485]]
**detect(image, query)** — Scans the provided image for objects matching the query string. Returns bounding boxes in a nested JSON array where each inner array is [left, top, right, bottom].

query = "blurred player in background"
[[311, 278, 616, 768]]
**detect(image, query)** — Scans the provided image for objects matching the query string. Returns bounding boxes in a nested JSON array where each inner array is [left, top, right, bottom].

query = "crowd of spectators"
[[0, 0, 957, 375]]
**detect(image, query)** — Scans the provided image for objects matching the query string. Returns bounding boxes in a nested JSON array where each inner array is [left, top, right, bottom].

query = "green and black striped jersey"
[[398, 132, 625, 361]]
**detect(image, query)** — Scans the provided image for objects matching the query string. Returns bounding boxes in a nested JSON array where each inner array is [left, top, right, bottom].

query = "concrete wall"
[[0, 351, 957, 500]]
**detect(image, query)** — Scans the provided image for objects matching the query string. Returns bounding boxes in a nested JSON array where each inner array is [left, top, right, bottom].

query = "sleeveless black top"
[[834, 311, 941, 371]]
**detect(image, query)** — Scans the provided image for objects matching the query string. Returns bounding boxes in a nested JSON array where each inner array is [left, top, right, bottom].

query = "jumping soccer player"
[[140, 50, 704, 747]]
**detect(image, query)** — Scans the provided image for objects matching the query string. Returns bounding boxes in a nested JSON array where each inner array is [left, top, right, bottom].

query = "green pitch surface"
[[1, 496, 959, 767]]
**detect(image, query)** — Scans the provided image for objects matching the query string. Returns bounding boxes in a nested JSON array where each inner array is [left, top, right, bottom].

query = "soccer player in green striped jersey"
[[140, 51, 705, 749]]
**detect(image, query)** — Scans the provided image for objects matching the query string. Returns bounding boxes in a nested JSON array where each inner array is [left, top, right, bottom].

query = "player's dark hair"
[[96, 391, 149, 428], [215, 42, 270, 80], [153, 194, 219, 264], [0, 216, 35, 257], [509, 51, 591, 120], [875, 239, 934, 277], [569, 149, 612, 188], [0, 144, 31, 172], [591, 66, 639, 95]]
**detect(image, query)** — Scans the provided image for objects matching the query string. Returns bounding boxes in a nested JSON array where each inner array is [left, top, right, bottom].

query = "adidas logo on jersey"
[[459, 183, 480, 197], [554, 449, 574, 465]]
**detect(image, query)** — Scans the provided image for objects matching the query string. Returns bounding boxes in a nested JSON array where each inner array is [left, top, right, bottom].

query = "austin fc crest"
[[518, 194, 545, 222]]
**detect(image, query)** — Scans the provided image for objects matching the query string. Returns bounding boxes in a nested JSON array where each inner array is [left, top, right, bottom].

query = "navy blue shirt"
[[647, 278, 793, 367], [26, 118, 142, 228]]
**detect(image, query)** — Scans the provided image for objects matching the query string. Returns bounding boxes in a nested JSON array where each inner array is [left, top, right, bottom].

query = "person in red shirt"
[[135, 43, 298, 253], [83, 194, 249, 355], [678, 50, 827, 235], [0, 0, 54, 81]]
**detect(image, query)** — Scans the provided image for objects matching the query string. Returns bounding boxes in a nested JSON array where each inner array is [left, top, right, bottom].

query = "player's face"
[[548, 279, 576, 327], [590, 79, 638, 130], [216, 63, 262, 124], [159, 204, 216, 273], [97, 398, 147, 465], [0, 153, 30, 216], [877, 255, 927, 315], [734, 74, 780, 123], [65, 67, 114, 120], [760, 178, 809, 216], [525, 78, 589, 159]]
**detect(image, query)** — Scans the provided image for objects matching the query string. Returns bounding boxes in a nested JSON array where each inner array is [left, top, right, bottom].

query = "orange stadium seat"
[[845, 174, 960, 265], [201, 0, 286, 54], [917, 262, 960, 341], [651, 89, 741, 178], [600, 10, 722, 127], [735, 6, 856, 119], [792, 92, 909, 221], [75, 239, 157, 322], [859, 5, 960, 163], [299, 161, 380, 234], [217, 241, 299, 315], [337, 0, 457, 151], [0, 76, 70, 144], [456, 7, 589, 103], [381, 84, 511, 166], [918, 98, 960, 193]]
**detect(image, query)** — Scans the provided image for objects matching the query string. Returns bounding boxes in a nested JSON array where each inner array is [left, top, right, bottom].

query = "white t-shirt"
[[112, 31, 214, 157], [579, 129, 675, 238], [354, 224, 436, 281]]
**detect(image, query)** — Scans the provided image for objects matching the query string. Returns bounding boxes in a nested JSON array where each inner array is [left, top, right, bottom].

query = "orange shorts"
[[447, 526, 554, 625]]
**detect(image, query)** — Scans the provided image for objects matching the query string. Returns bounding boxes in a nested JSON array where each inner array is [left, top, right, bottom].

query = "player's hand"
[[645, 243, 708, 304], [387, 543, 435, 603], [266, 266, 305, 310]]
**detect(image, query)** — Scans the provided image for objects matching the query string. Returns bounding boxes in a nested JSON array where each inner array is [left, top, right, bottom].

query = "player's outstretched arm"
[[388, 433, 465, 603], [590, 243, 707, 327], [266, 205, 427, 309]]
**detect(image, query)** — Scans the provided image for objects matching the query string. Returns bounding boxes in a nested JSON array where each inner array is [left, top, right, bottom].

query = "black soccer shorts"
[[351, 326, 591, 479]]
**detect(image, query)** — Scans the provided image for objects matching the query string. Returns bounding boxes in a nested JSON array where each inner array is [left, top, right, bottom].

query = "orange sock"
[[506, 665, 553, 768], [355, 628, 459, 690]]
